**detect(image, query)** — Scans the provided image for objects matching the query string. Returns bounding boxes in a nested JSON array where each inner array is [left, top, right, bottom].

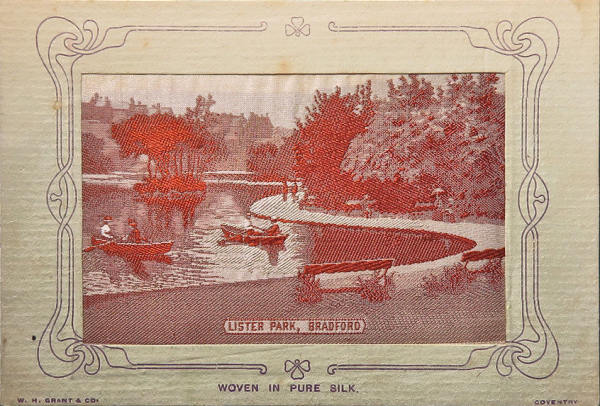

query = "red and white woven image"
[[81, 74, 505, 344]]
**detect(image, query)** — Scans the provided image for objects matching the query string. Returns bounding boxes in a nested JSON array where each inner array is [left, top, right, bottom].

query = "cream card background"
[[1, 1, 598, 405]]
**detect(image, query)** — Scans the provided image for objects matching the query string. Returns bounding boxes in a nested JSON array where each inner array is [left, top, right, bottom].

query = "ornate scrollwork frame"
[[35, 16, 269, 378], [36, 14, 558, 379], [327, 17, 559, 379]]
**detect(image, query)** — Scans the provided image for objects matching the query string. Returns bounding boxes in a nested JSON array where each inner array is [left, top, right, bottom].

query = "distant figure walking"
[[100, 216, 115, 240], [360, 194, 374, 218], [282, 179, 289, 201]]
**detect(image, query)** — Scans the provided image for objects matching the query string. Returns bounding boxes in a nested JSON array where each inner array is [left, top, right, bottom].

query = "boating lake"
[[82, 174, 473, 296]]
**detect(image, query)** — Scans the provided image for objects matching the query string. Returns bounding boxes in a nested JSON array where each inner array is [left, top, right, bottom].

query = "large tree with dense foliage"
[[294, 82, 375, 208], [437, 73, 505, 218], [112, 95, 226, 186], [342, 74, 504, 219]]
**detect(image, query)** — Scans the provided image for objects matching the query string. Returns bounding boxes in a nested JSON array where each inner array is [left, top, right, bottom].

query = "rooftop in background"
[[82, 74, 504, 128]]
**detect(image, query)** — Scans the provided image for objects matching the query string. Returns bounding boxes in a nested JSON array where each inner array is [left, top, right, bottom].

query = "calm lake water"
[[82, 176, 472, 296]]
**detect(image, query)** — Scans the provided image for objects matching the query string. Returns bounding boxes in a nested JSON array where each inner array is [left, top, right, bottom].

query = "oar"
[[83, 241, 111, 252]]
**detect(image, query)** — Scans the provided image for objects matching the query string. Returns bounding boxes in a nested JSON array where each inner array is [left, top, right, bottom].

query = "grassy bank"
[[83, 276, 505, 345]]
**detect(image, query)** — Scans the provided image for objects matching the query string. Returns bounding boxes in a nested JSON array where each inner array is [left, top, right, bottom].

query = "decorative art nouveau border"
[[36, 15, 559, 379], [326, 17, 560, 380], [35, 16, 269, 378]]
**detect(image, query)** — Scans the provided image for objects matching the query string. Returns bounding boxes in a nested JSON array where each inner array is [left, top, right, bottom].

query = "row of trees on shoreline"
[[101, 73, 504, 220], [247, 74, 504, 219], [111, 95, 222, 195], [292, 74, 505, 220]]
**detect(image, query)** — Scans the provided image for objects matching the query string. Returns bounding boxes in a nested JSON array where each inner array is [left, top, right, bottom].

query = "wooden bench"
[[461, 248, 505, 278], [297, 259, 394, 303], [461, 248, 505, 263]]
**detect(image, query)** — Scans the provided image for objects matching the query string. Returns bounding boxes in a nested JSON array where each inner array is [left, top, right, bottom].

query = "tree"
[[434, 74, 505, 218], [342, 74, 505, 219], [247, 143, 279, 180], [111, 113, 196, 180], [341, 76, 442, 211], [184, 94, 226, 166], [294, 82, 374, 208], [343, 75, 442, 184], [273, 132, 299, 180]]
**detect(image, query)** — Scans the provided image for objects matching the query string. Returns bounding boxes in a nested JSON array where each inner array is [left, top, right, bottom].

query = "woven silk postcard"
[[1, 1, 598, 405]]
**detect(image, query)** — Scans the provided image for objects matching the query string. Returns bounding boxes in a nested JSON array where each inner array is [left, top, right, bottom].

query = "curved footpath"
[[250, 194, 504, 288]]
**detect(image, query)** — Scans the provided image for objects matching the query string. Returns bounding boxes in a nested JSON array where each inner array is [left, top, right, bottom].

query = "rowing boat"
[[220, 224, 250, 241], [90, 236, 174, 257], [220, 224, 287, 246]]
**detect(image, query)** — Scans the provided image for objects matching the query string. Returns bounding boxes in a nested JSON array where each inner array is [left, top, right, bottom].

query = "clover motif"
[[285, 17, 310, 37], [284, 359, 311, 380]]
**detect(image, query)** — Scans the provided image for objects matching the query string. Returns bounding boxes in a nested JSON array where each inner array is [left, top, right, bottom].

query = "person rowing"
[[243, 213, 281, 236], [264, 221, 281, 235], [125, 218, 148, 243], [243, 212, 263, 236], [100, 216, 116, 240]]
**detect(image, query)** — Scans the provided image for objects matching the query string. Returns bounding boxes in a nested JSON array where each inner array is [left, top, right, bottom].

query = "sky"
[[82, 74, 504, 128]]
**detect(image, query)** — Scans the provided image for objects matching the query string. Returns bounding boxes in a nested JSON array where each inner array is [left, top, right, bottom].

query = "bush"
[[296, 273, 322, 303], [481, 258, 504, 290], [421, 258, 505, 297], [420, 262, 476, 297], [357, 273, 394, 302]]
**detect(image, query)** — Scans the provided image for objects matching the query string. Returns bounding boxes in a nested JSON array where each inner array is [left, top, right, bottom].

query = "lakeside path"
[[250, 194, 504, 288]]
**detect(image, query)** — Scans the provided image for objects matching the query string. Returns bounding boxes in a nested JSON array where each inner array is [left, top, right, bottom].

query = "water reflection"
[[83, 181, 302, 295], [82, 179, 474, 296], [218, 238, 286, 266]]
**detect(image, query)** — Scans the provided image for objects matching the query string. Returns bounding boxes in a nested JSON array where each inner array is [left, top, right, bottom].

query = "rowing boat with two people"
[[85, 216, 173, 258], [220, 223, 287, 246], [86, 236, 174, 257]]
